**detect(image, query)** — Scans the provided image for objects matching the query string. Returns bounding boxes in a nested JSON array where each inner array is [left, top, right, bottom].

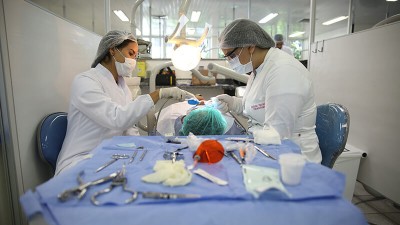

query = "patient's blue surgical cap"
[[219, 19, 275, 49], [179, 107, 227, 136], [91, 30, 137, 68]]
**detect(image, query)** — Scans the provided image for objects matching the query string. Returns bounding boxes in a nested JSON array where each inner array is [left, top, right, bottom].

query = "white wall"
[[309, 22, 400, 204], [2, 0, 101, 194]]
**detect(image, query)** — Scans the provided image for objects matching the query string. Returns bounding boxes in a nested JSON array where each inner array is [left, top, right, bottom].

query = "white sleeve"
[[263, 94, 304, 139], [71, 75, 154, 130], [262, 65, 307, 138]]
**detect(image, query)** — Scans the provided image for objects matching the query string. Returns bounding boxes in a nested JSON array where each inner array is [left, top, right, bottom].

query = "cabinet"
[[333, 145, 366, 201]]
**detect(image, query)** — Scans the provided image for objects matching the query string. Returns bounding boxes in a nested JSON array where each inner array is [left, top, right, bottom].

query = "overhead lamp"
[[386, 0, 398, 1], [322, 16, 349, 25], [258, 13, 278, 24], [289, 31, 305, 38], [171, 45, 201, 71], [191, 11, 201, 22], [113, 10, 129, 22]]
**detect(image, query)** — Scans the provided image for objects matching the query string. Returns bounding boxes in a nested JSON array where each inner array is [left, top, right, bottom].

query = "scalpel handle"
[[254, 146, 276, 160]]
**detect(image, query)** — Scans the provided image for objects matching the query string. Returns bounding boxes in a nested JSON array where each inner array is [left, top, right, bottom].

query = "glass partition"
[[28, 0, 106, 35], [25, 0, 400, 60], [314, 0, 350, 42]]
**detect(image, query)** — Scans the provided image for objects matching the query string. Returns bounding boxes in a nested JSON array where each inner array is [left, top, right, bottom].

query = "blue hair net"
[[179, 107, 227, 136]]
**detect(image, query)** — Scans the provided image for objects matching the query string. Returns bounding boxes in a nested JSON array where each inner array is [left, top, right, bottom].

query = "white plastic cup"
[[279, 153, 306, 186]]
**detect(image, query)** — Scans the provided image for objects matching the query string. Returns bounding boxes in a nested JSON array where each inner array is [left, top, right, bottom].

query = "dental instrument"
[[139, 150, 148, 161], [96, 154, 129, 173], [58, 171, 118, 202], [91, 165, 138, 206], [228, 150, 243, 165], [254, 145, 276, 160], [128, 150, 138, 164], [141, 192, 201, 199]]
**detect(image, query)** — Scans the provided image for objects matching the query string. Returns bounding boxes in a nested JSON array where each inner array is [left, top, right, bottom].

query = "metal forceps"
[[91, 165, 138, 206], [96, 153, 129, 172], [58, 171, 118, 202]]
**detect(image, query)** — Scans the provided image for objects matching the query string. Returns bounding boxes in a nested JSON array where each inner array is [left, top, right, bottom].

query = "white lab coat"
[[55, 64, 154, 175], [281, 46, 294, 56], [242, 48, 321, 163]]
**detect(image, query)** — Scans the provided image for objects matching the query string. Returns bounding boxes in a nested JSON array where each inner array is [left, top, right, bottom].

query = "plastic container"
[[279, 153, 306, 185]]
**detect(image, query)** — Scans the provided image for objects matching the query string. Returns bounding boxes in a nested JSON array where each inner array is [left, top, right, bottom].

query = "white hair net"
[[91, 30, 137, 68], [218, 19, 275, 49]]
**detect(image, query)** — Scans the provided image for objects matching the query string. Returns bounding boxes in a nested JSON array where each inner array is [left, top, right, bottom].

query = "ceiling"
[[29, 0, 400, 41]]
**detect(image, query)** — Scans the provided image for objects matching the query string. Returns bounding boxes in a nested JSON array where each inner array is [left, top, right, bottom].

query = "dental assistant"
[[214, 19, 321, 163], [56, 30, 194, 175]]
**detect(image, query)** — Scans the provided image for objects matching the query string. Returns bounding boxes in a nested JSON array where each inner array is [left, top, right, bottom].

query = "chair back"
[[316, 103, 350, 168], [37, 112, 67, 174]]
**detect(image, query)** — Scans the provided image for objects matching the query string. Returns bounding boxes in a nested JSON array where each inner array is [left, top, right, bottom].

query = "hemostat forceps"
[[58, 171, 118, 202], [91, 165, 138, 206]]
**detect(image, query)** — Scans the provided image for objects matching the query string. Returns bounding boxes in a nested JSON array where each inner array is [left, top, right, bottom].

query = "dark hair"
[[101, 39, 136, 65]]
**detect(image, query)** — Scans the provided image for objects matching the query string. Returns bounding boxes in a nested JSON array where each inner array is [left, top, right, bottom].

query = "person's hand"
[[159, 87, 196, 101], [214, 94, 243, 114]]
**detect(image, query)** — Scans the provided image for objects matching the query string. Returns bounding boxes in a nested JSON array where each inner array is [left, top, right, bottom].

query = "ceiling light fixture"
[[386, 0, 398, 2], [113, 10, 129, 22], [258, 13, 278, 24], [289, 31, 305, 38], [191, 11, 201, 22], [322, 16, 349, 25]]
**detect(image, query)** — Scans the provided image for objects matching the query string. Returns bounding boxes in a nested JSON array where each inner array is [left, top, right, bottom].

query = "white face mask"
[[227, 48, 253, 74], [113, 48, 136, 77]]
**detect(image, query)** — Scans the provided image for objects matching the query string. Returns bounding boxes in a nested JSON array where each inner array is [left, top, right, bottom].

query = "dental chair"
[[315, 103, 350, 168], [37, 112, 68, 175]]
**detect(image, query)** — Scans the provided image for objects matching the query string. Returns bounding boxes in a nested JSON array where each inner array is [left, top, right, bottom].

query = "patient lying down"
[[156, 101, 246, 136]]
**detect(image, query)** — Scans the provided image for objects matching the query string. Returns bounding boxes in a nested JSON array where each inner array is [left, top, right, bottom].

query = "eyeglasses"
[[223, 47, 239, 59]]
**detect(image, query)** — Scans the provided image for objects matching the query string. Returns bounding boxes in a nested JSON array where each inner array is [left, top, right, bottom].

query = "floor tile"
[[358, 195, 380, 202], [364, 213, 397, 225], [368, 199, 400, 213], [384, 213, 400, 225], [352, 196, 361, 204], [356, 202, 379, 214], [354, 181, 372, 196]]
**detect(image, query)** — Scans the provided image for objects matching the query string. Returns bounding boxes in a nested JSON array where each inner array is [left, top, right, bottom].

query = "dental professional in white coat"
[[56, 31, 195, 175], [274, 34, 294, 56], [214, 19, 321, 163]]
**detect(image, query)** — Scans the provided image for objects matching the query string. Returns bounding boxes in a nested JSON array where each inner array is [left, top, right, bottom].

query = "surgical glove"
[[159, 87, 195, 101], [214, 94, 243, 114]]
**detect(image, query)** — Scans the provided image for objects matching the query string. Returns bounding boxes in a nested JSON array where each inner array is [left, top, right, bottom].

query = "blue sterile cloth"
[[20, 135, 368, 225]]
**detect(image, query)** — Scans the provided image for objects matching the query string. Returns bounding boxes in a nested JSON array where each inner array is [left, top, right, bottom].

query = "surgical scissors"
[[58, 171, 118, 202], [91, 165, 138, 206], [91, 165, 201, 205]]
